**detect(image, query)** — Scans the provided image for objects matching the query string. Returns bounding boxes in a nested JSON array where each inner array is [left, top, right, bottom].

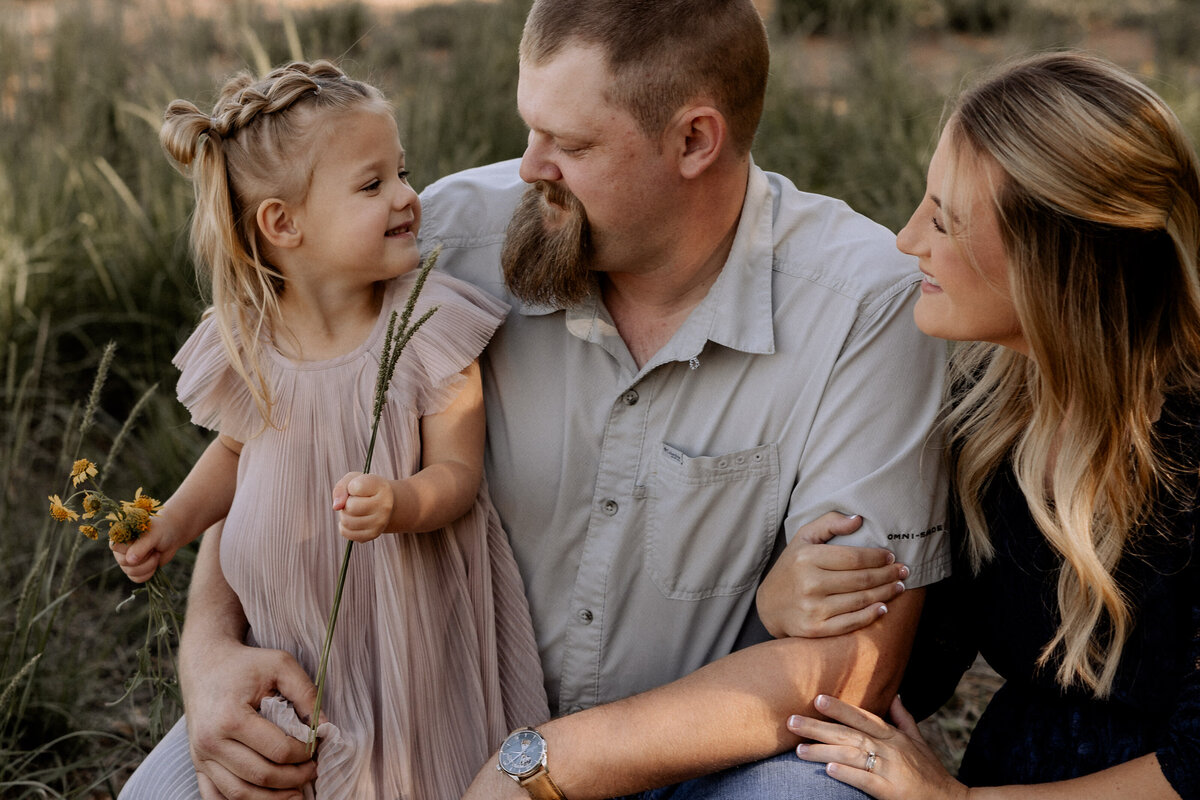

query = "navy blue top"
[[900, 393, 1200, 797]]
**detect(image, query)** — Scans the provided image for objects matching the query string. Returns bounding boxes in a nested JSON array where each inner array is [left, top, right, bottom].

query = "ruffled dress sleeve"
[[387, 269, 509, 418], [172, 314, 270, 442]]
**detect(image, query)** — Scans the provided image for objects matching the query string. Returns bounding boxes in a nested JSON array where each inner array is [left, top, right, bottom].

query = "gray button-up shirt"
[[420, 159, 950, 717]]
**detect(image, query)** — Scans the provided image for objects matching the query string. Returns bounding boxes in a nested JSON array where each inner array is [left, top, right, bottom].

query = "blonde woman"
[[766, 52, 1200, 798]]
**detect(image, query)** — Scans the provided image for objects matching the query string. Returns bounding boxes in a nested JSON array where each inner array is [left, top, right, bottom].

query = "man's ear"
[[671, 105, 727, 180], [257, 198, 301, 249]]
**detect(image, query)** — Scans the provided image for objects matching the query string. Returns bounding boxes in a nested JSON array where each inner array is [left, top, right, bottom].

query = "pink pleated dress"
[[173, 270, 549, 799]]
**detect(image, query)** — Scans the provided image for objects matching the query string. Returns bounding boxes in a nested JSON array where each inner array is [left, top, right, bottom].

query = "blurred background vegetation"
[[1, 0, 1197, 794]]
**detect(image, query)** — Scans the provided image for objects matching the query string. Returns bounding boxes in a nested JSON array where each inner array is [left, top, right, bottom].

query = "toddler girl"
[[115, 60, 548, 799]]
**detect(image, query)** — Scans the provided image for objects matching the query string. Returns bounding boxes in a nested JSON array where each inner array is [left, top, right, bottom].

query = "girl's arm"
[[788, 694, 1181, 800], [333, 361, 485, 541], [113, 434, 241, 582]]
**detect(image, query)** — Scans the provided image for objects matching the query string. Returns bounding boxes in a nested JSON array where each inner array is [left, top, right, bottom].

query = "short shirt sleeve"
[[782, 278, 951, 589]]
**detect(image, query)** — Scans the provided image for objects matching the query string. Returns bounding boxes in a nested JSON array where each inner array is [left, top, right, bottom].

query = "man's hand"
[[757, 512, 909, 638], [183, 640, 320, 799]]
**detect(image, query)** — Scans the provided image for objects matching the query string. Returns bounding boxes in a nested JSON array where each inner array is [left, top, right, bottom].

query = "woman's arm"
[[334, 360, 485, 540], [789, 694, 1181, 800]]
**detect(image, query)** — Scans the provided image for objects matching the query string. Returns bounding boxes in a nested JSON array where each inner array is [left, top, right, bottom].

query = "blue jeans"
[[616, 751, 871, 800]]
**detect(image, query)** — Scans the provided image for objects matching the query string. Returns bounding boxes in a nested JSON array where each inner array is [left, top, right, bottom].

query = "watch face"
[[499, 729, 545, 777]]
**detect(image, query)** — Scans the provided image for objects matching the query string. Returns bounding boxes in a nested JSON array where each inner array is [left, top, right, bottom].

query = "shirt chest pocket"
[[645, 442, 781, 600]]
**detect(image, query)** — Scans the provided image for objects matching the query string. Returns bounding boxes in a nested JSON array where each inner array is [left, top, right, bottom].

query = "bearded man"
[[157, 1, 950, 799]]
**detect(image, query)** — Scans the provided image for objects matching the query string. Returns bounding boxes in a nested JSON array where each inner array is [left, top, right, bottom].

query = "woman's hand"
[[788, 694, 969, 800], [757, 512, 909, 638]]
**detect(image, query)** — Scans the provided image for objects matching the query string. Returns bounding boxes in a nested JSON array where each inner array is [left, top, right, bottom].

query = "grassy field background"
[[2, 0, 1197, 795]]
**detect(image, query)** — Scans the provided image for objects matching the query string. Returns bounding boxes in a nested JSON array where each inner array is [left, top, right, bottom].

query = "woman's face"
[[897, 126, 1027, 354]]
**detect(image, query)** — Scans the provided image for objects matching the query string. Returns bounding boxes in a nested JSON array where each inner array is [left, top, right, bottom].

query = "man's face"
[[503, 44, 675, 305]]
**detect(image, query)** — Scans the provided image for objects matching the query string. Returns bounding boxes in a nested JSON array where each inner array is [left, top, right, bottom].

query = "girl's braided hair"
[[161, 60, 389, 428]]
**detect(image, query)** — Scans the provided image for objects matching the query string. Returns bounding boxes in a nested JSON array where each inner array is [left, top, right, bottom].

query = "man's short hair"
[[520, 0, 769, 155]]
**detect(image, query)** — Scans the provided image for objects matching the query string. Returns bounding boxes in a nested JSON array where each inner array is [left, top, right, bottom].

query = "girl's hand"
[[789, 694, 969, 800], [111, 508, 184, 583], [757, 512, 909, 638], [332, 471, 394, 542]]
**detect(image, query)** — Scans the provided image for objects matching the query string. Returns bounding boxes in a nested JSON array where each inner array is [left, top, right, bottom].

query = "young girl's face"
[[292, 106, 421, 288]]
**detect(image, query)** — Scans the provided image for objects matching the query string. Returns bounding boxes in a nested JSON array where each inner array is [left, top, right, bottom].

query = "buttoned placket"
[[552, 295, 658, 712]]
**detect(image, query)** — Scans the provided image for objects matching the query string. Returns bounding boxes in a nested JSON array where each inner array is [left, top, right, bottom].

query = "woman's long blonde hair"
[[160, 60, 388, 426], [943, 51, 1200, 696]]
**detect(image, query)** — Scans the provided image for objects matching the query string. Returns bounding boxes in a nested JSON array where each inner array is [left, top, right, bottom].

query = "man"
[[136, 1, 948, 798]]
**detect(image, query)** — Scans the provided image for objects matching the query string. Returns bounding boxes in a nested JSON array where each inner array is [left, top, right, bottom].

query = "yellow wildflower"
[[82, 492, 102, 519], [122, 506, 151, 535], [108, 522, 133, 545], [129, 488, 162, 515], [70, 458, 98, 487], [48, 495, 79, 522], [79, 524, 100, 540]]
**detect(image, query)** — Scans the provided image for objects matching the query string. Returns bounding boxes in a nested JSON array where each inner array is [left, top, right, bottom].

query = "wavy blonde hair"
[[160, 60, 388, 427], [941, 52, 1200, 696]]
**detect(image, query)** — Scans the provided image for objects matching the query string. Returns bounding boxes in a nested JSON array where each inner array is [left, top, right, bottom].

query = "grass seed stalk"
[[307, 250, 440, 755]]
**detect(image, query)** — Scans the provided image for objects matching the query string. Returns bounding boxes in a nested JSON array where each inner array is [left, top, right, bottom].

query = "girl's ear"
[[670, 105, 727, 180], [257, 198, 301, 249]]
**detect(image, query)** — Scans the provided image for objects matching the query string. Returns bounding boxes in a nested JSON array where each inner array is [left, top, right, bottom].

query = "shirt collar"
[[517, 161, 777, 361]]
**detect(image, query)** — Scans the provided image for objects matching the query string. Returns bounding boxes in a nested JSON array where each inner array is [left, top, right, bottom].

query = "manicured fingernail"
[[878, 604, 888, 616], [788, 715, 802, 728], [898, 564, 910, 579], [796, 743, 809, 755], [815, 694, 829, 710], [896, 581, 906, 593], [827, 762, 839, 776], [885, 551, 896, 564]]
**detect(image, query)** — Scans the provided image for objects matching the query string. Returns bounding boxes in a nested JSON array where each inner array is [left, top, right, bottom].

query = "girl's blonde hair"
[[942, 51, 1200, 696], [160, 60, 388, 426]]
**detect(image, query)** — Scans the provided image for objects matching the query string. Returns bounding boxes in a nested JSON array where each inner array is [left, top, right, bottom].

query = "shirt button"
[[601, 498, 619, 516], [577, 609, 594, 624], [621, 390, 639, 406]]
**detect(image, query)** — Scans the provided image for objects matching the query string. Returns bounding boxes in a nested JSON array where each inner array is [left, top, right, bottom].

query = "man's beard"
[[501, 180, 595, 308]]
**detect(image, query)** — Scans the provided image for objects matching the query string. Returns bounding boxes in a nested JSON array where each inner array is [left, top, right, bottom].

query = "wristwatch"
[[497, 726, 566, 799]]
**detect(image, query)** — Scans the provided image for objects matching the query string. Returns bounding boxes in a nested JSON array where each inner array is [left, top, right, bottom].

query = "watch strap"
[[519, 768, 567, 800]]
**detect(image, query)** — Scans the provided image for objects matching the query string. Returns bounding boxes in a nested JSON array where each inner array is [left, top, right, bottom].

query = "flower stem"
[[306, 251, 441, 755]]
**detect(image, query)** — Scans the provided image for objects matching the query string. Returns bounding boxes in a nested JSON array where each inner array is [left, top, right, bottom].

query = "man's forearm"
[[179, 525, 248, 691], [532, 588, 924, 799]]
